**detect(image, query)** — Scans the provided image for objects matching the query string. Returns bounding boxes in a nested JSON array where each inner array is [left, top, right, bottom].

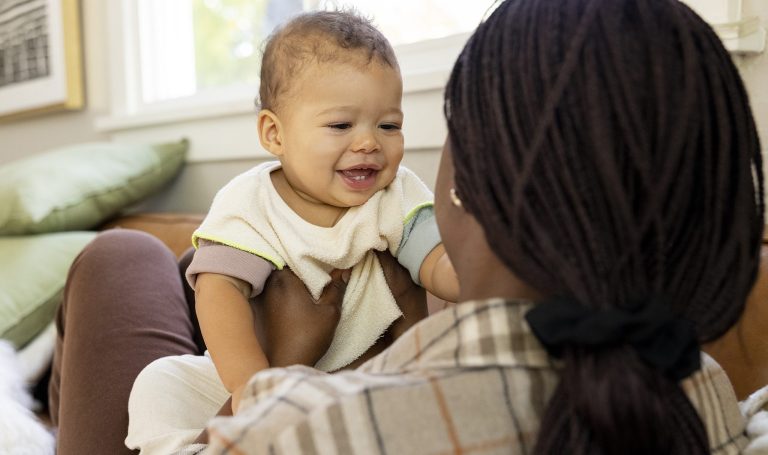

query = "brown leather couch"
[[100, 213, 206, 258], [705, 244, 768, 400]]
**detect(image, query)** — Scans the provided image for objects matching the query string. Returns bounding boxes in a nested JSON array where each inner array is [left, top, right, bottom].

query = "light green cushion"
[[0, 231, 97, 348], [0, 139, 188, 235]]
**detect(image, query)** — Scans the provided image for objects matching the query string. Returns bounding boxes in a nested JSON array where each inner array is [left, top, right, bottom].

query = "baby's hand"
[[420, 245, 460, 302]]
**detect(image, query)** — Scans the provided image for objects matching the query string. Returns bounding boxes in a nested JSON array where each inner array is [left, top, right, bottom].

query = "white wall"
[[0, 0, 110, 163], [1, 1, 768, 215], [736, 1, 768, 164]]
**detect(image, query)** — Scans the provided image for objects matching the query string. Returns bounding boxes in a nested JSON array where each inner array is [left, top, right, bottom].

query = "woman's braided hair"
[[445, 0, 764, 453]]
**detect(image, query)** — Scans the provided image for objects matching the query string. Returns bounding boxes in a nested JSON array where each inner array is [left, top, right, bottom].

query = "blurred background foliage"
[[192, 0, 305, 89]]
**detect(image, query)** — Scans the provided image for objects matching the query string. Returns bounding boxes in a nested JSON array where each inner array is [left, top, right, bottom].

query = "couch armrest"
[[99, 213, 204, 258]]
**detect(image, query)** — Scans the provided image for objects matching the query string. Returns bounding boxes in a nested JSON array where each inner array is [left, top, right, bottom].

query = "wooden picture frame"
[[0, 0, 84, 121]]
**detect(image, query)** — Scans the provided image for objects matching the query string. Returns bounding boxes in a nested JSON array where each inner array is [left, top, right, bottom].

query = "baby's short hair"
[[258, 9, 398, 112]]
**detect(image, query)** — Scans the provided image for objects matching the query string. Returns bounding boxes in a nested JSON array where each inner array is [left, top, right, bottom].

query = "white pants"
[[125, 353, 229, 454]]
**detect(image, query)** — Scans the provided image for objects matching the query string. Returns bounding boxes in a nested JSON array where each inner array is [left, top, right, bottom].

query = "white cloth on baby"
[[192, 161, 434, 371], [742, 385, 768, 454], [126, 353, 228, 454]]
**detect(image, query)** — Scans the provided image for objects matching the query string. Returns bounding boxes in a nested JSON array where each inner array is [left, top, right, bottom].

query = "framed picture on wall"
[[0, 0, 84, 121]]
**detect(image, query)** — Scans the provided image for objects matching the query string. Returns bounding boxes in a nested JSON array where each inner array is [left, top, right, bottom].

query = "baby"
[[126, 10, 457, 453]]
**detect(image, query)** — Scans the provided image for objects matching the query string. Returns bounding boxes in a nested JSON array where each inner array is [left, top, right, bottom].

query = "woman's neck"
[[453, 223, 544, 303], [458, 266, 543, 302]]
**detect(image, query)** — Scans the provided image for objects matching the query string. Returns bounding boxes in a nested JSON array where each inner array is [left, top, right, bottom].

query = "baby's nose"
[[352, 131, 379, 153]]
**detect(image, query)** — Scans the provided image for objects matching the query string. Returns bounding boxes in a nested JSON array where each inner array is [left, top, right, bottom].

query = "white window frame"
[[681, 0, 765, 53], [96, 0, 470, 162]]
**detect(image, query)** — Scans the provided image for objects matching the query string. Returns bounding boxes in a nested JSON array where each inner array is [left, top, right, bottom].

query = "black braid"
[[444, 0, 763, 453]]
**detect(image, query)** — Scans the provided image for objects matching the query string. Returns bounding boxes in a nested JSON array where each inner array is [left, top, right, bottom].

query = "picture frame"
[[0, 0, 84, 121]]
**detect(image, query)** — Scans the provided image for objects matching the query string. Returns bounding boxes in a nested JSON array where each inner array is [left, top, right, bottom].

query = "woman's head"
[[439, 0, 763, 453]]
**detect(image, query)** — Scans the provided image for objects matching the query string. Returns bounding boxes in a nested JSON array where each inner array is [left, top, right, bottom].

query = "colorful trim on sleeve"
[[191, 231, 285, 269]]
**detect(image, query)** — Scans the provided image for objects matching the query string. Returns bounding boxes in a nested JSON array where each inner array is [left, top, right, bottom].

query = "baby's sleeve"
[[185, 239, 275, 298], [395, 205, 441, 285]]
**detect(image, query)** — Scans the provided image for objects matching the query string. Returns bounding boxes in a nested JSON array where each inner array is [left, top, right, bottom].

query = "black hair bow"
[[525, 297, 700, 381]]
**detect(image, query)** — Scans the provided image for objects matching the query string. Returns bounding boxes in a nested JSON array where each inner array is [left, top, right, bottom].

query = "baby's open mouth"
[[338, 166, 380, 190], [340, 168, 376, 181]]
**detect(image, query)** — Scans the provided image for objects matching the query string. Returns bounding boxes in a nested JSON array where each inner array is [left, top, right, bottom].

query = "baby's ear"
[[257, 109, 284, 157]]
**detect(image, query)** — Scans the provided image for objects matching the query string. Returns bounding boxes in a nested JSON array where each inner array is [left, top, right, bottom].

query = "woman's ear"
[[257, 109, 284, 157]]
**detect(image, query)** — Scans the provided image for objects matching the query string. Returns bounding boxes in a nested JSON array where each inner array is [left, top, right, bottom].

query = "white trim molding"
[[682, 0, 766, 53]]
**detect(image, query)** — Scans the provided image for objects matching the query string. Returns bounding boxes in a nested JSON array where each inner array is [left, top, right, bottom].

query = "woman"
[[51, 0, 763, 453], [435, 0, 763, 450]]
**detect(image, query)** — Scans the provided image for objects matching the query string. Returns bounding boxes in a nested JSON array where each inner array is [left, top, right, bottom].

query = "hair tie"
[[525, 297, 700, 381]]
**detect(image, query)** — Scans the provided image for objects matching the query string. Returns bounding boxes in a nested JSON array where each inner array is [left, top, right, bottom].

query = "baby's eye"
[[380, 123, 402, 131], [328, 123, 352, 130]]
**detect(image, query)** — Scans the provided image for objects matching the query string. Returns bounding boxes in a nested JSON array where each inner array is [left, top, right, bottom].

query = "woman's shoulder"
[[683, 353, 748, 454]]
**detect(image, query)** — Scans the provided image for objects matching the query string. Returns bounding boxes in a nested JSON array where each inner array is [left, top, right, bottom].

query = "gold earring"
[[449, 188, 463, 208]]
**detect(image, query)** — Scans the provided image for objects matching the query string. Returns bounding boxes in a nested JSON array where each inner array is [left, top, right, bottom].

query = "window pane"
[[137, 0, 300, 103], [317, 0, 497, 45], [138, 0, 197, 103], [136, 0, 491, 104], [192, 0, 303, 91]]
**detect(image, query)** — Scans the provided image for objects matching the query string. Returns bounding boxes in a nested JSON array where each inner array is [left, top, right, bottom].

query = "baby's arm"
[[195, 272, 268, 413], [419, 244, 459, 302]]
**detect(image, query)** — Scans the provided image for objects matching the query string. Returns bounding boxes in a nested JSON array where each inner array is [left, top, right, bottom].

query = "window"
[[329, 0, 494, 45], [129, 0, 495, 106]]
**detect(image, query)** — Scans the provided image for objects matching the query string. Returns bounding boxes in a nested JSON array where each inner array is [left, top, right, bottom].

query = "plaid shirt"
[[198, 298, 748, 455]]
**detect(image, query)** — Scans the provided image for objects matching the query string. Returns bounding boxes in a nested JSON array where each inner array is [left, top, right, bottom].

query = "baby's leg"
[[126, 353, 228, 454]]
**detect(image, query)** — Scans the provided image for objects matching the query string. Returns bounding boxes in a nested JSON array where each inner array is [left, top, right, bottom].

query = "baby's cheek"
[[380, 169, 399, 188]]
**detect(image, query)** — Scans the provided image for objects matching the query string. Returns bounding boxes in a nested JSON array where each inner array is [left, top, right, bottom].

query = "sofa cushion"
[[0, 139, 188, 235], [0, 232, 97, 348]]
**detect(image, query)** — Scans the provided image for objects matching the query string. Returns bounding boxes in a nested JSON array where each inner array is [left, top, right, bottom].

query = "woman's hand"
[[336, 251, 429, 370], [252, 267, 349, 367], [376, 250, 428, 340], [250, 251, 426, 372]]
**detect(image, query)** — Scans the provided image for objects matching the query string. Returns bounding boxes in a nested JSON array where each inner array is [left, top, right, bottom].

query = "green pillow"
[[0, 231, 97, 348], [0, 139, 188, 235]]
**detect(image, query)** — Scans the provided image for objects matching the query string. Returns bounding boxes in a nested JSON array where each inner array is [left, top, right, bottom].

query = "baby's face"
[[273, 60, 404, 208]]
